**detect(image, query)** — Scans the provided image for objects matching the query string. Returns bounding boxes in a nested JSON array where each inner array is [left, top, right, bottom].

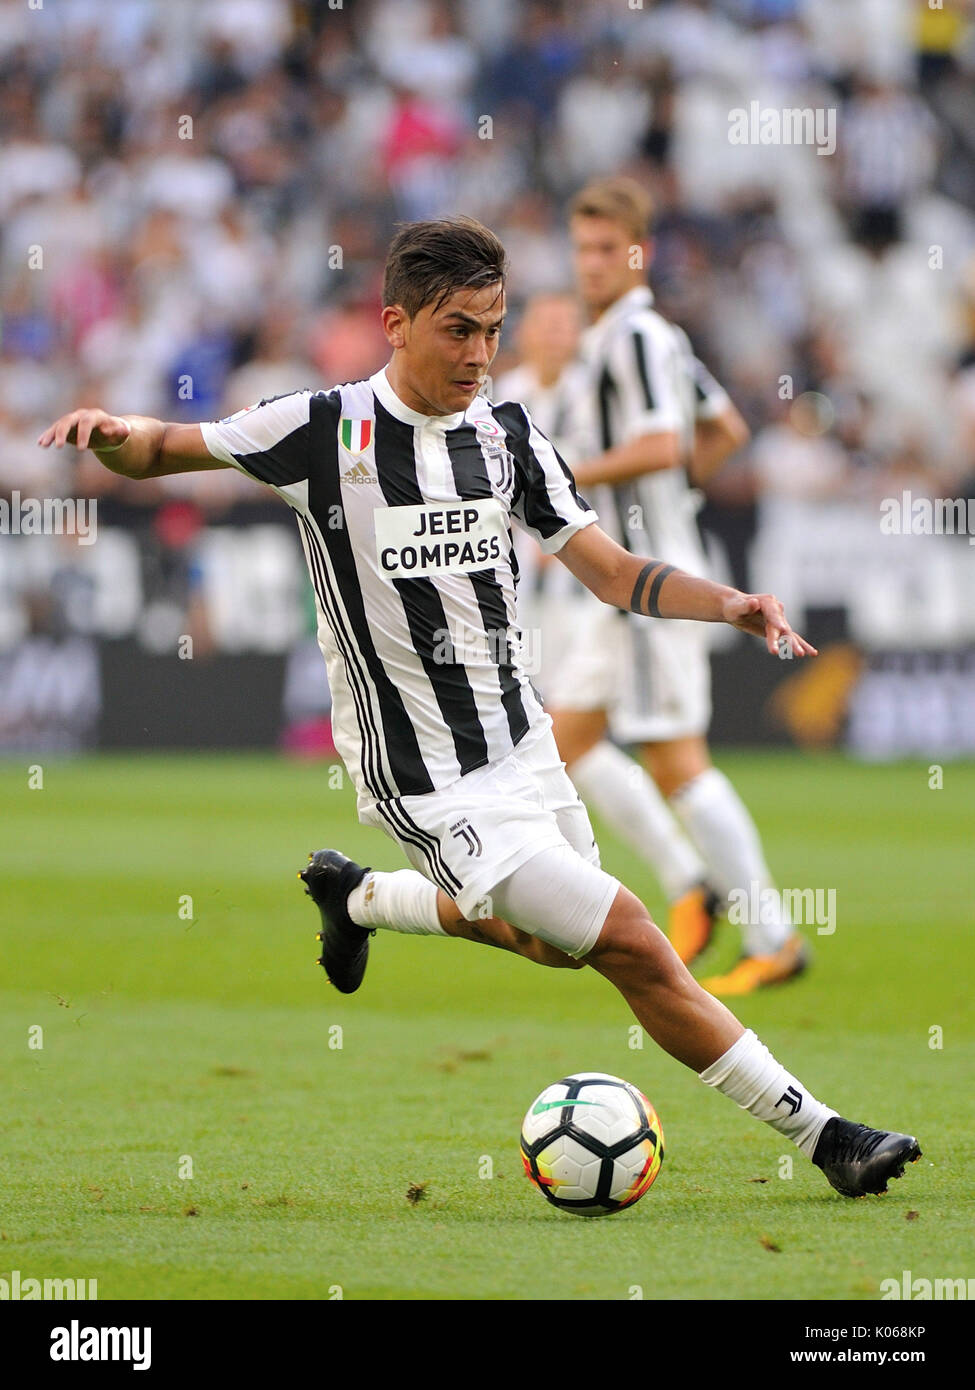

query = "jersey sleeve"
[[688, 352, 731, 421], [499, 402, 598, 555], [604, 316, 684, 443], [199, 390, 312, 491]]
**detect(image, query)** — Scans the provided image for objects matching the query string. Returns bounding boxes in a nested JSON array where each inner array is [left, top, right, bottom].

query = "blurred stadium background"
[[3, 0, 975, 761]]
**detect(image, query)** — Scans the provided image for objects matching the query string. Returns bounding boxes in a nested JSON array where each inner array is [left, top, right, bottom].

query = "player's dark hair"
[[383, 216, 508, 319]]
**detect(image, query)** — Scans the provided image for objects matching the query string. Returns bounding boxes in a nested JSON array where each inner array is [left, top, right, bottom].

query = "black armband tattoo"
[[630, 561, 656, 614], [647, 564, 676, 618], [630, 561, 676, 618]]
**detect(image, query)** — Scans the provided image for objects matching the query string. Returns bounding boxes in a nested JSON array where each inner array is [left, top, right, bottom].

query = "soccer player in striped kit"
[[39, 216, 919, 1197], [544, 178, 808, 995]]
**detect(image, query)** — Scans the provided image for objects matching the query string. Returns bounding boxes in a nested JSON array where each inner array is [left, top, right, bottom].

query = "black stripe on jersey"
[[225, 419, 311, 487], [492, 401, 581, 544], [612, 481, 637, 555], [445, 426, 530, 747], [374, 800, 462, 896], [296, 512, 390, 802], [308, 391, 435, 797], [372, 400, 490, 776], [632, 331, 656, 410], [597, 363, 617, 452]]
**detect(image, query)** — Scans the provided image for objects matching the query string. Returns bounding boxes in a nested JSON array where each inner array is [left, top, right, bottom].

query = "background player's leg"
[[645, 735, 805, 985], [546, 706, 607, 767], [569, 741, 708, 902], [549, 715, 717, 966]]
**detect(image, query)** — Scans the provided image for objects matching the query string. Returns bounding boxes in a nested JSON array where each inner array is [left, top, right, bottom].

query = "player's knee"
[[586, 891, 679, 981]]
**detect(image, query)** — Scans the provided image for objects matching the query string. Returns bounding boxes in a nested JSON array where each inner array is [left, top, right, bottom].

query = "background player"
[[544, 178, 806, 996], [497, 293, 732, 955]]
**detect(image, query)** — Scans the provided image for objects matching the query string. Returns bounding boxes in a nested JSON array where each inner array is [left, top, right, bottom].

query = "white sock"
[[699, 1029, 836, 1158], [571, 742, 706, 901], [670, 767, 791, 954], [347, 870, 446, 936]]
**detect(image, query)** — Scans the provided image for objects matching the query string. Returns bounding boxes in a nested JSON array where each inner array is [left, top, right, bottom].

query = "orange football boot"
[[699, 933, 810, 997], [668, 884, 720, 965]]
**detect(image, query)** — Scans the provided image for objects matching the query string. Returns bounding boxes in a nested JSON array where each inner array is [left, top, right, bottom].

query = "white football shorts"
[[542, 595, 712, 743], [358, 721, 620, 957]]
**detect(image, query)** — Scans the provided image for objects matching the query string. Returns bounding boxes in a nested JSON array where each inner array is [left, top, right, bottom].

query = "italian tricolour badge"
[[341, 418, 372, 453]]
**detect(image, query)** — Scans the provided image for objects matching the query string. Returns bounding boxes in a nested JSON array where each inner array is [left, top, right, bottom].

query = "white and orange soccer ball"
[[520, 1072, 664, 1216]]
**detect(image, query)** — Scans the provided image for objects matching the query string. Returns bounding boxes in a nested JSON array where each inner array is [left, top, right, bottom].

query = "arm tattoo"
[[629, 561, 656, 614], [647, 563, 676, 618], [630, 561, 676, 618]]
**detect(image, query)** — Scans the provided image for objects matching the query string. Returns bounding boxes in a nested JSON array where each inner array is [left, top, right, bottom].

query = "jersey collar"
[[370, 366, 467, 430], [582, 285, 655, 351]]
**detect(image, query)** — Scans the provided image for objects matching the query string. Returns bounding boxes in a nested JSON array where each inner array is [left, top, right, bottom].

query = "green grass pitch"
[[2, 751, 972, 1301]]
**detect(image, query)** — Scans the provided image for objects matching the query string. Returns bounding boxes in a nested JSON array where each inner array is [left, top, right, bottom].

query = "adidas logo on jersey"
[[341, 460, 375, 485]]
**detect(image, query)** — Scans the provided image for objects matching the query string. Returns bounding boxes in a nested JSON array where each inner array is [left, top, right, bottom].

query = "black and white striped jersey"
[[200, 367, 597, 802], [569, 285, 729, 576]]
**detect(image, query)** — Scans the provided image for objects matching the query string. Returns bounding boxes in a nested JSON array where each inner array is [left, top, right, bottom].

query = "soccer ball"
[[520, 1072, 664, 1217]]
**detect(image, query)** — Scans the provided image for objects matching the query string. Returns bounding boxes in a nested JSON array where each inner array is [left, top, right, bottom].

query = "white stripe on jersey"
[[200, 368, 597, 803]]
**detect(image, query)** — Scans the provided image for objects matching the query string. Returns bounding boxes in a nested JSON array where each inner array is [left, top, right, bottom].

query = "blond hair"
[[569, 177, 653, 242]]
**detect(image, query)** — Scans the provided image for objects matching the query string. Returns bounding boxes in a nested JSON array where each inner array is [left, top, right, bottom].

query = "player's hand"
[[37, 409, 131, 452], [721, 591, 818, 658]]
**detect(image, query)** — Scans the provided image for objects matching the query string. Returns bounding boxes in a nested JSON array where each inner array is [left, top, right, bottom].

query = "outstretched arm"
[[37, 408, 225, 479], [557, 523, 817, 658]]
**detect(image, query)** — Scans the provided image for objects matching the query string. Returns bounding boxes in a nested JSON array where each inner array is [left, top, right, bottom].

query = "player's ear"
[[382, 304, 410, 350]]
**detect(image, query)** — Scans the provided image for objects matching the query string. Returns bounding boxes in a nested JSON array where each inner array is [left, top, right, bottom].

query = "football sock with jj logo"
[[699, 1029, 837, 1158]]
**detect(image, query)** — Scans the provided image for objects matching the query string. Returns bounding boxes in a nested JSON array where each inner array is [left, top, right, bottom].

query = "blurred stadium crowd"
[[2, 0, 975, 689]]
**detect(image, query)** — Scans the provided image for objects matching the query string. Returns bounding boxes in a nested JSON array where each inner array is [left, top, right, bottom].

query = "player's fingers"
[[76, 412, 96, 450], [774, 624, 818, 659], [759, 599, 785, 654], [53, 412, 82, 448]]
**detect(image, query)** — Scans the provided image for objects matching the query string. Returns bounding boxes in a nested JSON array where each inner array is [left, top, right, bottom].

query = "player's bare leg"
[[576, 884, 919, 1196], [463, 857, 920, 1196], [546, 706, 607, 768], [300, 847, 920, 1197], [300, 849, 584, 994], [436, 892, 585, 970], [583, 884, 741, 1069], [643, 734, 808, 994], [641, 733, 710, 799]]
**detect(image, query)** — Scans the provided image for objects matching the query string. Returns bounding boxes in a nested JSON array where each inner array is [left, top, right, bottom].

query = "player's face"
[[519, 296, 580, 380], [571, 215, 648, 316], [385, 283, 506, 416]]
